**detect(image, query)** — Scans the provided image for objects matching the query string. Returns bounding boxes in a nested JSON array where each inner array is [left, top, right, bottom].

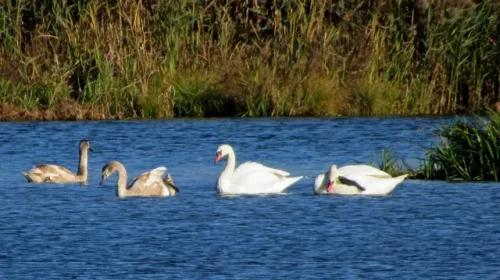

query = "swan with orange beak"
[[314, 164, 407, 195], [213, 144, 303, 194]]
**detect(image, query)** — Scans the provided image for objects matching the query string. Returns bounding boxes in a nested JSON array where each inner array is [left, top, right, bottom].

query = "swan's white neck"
[[315, 169, 330, 194], [217, 149, 236, 193], [325, 168, 332, 188]]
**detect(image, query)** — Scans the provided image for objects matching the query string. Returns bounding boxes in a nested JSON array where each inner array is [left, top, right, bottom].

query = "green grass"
[[414, 111, 500, 181], [1, 1, 499, 119], [172, 73, 237, 117], [370, 111, 500, 182], [369, 149, 408, 177]]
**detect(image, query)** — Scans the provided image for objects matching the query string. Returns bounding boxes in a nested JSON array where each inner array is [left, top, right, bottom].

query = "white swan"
[[214, 144, 303, 194], [314, 164, 407, 195], [100, 161, 179, 198], [22, 140, 92, 185]]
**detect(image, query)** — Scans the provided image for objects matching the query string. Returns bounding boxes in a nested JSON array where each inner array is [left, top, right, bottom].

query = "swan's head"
[[100, 161, 120, 185], [214, 144, 233, 164], [79, 140, 93, 152], [326, 165, 339, 193]]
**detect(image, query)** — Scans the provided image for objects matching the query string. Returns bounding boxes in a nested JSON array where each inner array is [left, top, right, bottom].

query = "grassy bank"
[[372, 111, 500, 181], [1, 1, 500, 120]]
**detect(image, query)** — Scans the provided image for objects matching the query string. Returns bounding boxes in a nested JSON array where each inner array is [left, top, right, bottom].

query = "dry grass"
[[0, 0, 499, 120]]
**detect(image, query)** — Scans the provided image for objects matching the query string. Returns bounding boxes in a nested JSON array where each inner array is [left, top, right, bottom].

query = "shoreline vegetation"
[[373, 111, 500, 182], [1, 1, 500, 120]]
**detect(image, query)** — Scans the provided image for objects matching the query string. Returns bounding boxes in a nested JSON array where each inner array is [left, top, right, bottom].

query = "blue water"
[[0, 118, 499, 279]]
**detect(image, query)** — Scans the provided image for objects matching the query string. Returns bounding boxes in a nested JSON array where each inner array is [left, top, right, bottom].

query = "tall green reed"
[[1, 1, 499, 119], [415, 111, 499, 181]]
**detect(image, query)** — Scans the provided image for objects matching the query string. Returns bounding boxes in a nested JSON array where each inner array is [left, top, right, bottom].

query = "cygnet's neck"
[[76, 148, 89, 183], [114, 163, 129, 198]]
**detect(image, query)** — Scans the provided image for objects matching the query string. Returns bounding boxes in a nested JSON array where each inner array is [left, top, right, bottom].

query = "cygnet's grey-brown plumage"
[[163, 173, 179, 196], [100, 161, 178, 198], [22, 140, 92, 185]]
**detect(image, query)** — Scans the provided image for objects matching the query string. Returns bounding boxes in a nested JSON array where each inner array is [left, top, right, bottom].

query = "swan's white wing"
[[338, 173, 407, 195], [230, 169, 279, 191], [128, 167, 167, 189], [330, 184, 362, 195], [225, 162, 299, 194], [233, 161, 290, 181], [338, 165, 391, 178]]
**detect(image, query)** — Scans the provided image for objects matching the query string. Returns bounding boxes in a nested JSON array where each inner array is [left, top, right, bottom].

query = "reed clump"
[[372, 111, 500, 181], [413, 111, 500, 181], [369, 149, 409, 177], [1, 1, 499, 119]]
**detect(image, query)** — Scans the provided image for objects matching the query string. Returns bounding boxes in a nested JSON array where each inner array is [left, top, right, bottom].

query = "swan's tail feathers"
[[272, 176, 303, 193], [394, 174, 409, 184], [22, 171, 49, 183], [398, 174, 409, 179], [289, 175, 304, 187], [384, 174, 408, 194], [22, 172, 36, 182]]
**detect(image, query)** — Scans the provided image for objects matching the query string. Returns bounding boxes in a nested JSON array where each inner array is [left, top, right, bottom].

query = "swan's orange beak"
[[326, 180, 334, 193], [214, 152, 222, 164]]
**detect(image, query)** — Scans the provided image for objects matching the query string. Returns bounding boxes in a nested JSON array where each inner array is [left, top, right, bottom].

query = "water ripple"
[[0, 118, 499, 279]]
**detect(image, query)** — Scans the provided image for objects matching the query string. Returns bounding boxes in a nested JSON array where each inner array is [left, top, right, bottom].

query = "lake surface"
[[0, 118, 499, 279]]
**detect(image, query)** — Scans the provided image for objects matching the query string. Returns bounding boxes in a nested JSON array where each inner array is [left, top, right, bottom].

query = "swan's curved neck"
[[318, 168, 332, 192], [325, 169, 332, 189], [217, 149, 236, 192], [77, 148, 89, 182], [114, 163, 128, 198], [222, 149, 236, 178]]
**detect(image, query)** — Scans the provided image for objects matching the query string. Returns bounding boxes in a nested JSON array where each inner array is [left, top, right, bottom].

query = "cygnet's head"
[[100, 161, 120, 185], [79, 140, 93, 152]]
